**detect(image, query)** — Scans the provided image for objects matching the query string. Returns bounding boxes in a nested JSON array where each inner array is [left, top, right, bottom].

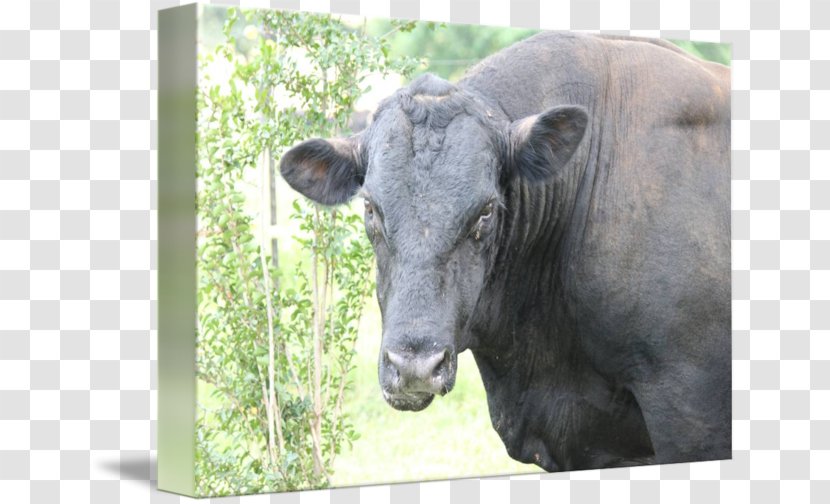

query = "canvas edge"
[[157, 3, 198, 497]]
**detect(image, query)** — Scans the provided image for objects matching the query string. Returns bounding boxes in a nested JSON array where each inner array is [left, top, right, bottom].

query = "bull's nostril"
[[433, 349, 450, 378], [386, 350, 406, 370], [422, 350, 446, 377]]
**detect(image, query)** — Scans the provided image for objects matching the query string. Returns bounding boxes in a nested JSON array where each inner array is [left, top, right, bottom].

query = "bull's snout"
[[379, 344, 457, 411], [385, 348, 451, 394]]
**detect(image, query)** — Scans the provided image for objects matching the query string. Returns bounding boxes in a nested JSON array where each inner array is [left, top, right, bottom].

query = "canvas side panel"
[[157, 3, 198, 497]]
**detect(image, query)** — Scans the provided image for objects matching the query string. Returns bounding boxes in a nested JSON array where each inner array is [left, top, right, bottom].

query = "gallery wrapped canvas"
[[159, 3, 731, 497]]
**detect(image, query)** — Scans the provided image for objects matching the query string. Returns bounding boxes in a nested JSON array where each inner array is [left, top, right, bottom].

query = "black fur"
[[280, 32, 732, 472]]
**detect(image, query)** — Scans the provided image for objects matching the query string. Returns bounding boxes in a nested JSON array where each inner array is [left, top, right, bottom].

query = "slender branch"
[[261, 380, 278, 467], [310, 205, 325, 479], [322, 210, 337, 408], [259, 146, 286, 464], [378, 23, 406, 42]]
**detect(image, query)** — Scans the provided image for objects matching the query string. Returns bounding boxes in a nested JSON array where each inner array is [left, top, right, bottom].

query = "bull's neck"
[[465, 87, 601, 361], [506, 169, 586, 271], [470, 135, 596, 364]]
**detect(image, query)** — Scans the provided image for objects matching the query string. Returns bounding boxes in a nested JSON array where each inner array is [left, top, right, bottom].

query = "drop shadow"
[[98, 453, 157, 489], [97, 454, 192, 501]]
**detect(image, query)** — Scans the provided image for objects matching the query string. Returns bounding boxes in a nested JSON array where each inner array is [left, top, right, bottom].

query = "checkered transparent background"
[[1, 0, 828, 502]]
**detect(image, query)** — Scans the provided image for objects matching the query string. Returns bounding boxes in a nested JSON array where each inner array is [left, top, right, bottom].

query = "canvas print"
[[158, 4, 731, 497]]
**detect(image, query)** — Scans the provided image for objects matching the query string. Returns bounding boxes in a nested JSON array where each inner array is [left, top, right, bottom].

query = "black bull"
[[279, 32, 731, 471]]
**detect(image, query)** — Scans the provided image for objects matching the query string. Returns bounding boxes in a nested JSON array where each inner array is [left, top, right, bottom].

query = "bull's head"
[[280, 74, 587, 411]]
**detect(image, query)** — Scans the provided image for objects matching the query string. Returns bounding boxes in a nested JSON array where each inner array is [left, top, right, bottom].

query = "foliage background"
[[194, 7, 420, 495], [194, 5, 731, 495]]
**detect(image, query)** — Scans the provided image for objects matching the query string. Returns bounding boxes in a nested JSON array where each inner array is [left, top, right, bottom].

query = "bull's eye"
[[473, 202, 495, 241], [364, 198, 379, 241], [479, 203, 494, 221]]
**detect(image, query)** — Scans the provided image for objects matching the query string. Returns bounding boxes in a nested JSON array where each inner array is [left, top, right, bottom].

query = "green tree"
[[194, 7, 418, 495], [368, 20, 538, 81], [671, 39, 731, 66], [369, 21, 730, 83]]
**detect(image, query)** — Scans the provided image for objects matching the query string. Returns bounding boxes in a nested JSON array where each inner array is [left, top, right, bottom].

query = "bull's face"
[[280, 74, 587, 411]]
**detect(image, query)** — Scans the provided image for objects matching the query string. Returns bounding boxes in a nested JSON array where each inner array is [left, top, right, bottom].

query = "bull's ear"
[[507, 105, 588, 183], [279, 136, 364, 205]]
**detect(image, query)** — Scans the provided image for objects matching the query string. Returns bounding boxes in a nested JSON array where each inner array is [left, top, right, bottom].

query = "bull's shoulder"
[[588, 34, 730, 128], [459, 32, 729, 124]]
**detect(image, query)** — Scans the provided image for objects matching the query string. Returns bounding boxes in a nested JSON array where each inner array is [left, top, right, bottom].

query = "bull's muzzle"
[[379, 345, 457, 411]]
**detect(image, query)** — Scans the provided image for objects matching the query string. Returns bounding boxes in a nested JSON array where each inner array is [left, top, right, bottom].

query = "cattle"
[[279, 31, 731, 471]]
